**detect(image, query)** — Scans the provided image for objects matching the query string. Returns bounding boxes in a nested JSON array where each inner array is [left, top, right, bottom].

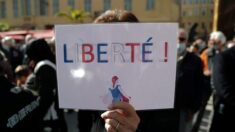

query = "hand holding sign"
[[101, 102, 140, 132]]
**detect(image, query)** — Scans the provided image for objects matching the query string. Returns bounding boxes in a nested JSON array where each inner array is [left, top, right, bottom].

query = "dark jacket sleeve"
[[188, 54, 204, 112], [0, 86, 42, 131], [175, 53, 204, 112], [213, 49, 235, 107], [35, 65, 57, 117]]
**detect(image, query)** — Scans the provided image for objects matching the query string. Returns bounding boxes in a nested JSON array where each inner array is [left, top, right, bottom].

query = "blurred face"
[[208, 40, 214, 48], [189, 44, 199, 54], [177, 36, 187, 56], [210, 39, 222, 50], [2, 41, 11, 51], [178, 37, 186, 44], [194, 39, 206, 52], [178, 30, 187, 43], [0, 59, 13, 80], [16, 76, 27, 86], [28, 60, 36, 70]]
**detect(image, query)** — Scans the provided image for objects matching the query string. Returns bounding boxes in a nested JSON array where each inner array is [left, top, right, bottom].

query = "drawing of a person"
[[109, 76, 130, 103]]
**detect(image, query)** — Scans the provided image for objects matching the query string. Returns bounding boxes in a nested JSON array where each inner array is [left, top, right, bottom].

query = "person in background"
[[191, 31, 226, 132], [200, 31, 226, 119], [78, 9, 140, 132], [210, 46, 235, 132], [175, 29, 204, 132], [189, 38, 207, 56], [189, 43, 200, 56], [21, 34, 35, 64], [47, 36, 56, 55], [0, 51, 14, 82], [25, 34, 34, 44], [0, 36, 23, 72], [0, 48, 14, 82], [78, 9, 202, 132], [0, 51, 41, 132], [25, 39, 67, 132], [15, 65, 30, 87], [190, 38, 212, 132], [200, 31, 226, 77]]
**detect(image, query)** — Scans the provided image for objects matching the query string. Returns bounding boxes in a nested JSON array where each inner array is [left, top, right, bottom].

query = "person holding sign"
[[78, 9, 140, 132]]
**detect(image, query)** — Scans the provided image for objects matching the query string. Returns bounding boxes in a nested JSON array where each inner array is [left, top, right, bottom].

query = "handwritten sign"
[[55, 23, 178, 110]]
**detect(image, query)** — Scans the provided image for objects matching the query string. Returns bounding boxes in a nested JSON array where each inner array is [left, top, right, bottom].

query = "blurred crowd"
[[1, 9, 235, 132], [176, 29, 235, 132], [0, 35, 67, 132]]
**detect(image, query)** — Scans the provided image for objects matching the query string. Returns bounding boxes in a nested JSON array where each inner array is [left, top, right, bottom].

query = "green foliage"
[[0, 22, 10, 31], [56, 7, 90, 23]]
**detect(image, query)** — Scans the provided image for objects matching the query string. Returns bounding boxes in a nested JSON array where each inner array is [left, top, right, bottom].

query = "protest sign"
[[55, 23, 178, 110]]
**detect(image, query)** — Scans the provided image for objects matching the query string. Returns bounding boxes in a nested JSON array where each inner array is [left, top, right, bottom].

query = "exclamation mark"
[[164, 42, 168, 62]]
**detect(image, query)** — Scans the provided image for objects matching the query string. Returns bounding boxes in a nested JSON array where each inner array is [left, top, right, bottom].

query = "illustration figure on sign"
[[109, 76, 130, 103]]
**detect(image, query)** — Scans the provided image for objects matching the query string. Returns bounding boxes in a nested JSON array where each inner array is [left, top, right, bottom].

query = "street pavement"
[[198, 96, 214, 132]]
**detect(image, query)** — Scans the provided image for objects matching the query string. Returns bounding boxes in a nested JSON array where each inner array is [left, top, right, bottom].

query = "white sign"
[[55, 23, 178, 110]]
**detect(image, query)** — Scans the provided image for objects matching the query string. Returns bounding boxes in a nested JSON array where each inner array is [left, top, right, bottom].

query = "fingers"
[[101, 110, 127, 125], [102, 102, 140, 132], [108, 102, 135, 116], [104, 118, 122, 132], [108, 102, 140, 124]]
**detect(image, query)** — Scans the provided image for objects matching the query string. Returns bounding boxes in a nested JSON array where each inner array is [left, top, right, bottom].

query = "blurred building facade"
[[180, 0, 213, 34], [0, 0, 180, 29]]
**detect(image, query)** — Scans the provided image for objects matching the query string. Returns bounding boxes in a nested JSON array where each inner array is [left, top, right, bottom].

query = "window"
[[68, 0, 75, 9], [53, 0, 60, 14], [124, 0, 132, 11], [39, 0, 49, 16], [194, 8, 199, 16], [84, 0, 92, 12], [201, 8, 206, 16], [0, 1, 6, 18], [103, 0, 111, 11], [201, 0, 206, 4], [201, 22, 205, 28], [146, 0, 155, 10], [182, 11, 187, 16], [21, 0, 31, 16], [13, 0, 19, 17], [34, 0, 38, 15], [188, 0, 193, 4]]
